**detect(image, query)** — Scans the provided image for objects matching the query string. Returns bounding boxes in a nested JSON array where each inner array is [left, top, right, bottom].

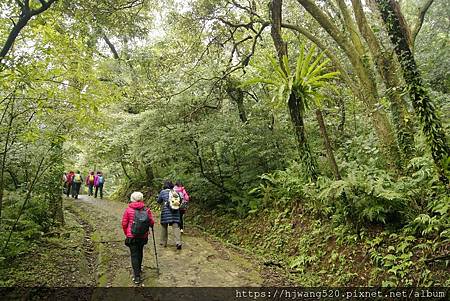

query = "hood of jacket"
[[128, 201, 145, 209]]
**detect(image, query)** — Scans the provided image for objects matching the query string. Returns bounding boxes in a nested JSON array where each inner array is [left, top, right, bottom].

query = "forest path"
[[65, 194, 266, 288]]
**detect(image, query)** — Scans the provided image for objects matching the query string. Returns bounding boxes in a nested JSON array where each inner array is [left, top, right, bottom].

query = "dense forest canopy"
[[0, 0, 448, 287]]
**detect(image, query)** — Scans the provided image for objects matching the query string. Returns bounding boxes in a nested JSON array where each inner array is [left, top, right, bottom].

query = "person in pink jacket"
[[174, 180, 190, 234], [121, 191, 155, 285]]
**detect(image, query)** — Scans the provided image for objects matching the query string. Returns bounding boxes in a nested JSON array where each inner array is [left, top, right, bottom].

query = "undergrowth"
[[190, 155, 450, 286]]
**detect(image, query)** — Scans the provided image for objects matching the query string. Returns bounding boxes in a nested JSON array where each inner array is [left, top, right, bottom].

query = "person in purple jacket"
[[94, 171, 104, 199]]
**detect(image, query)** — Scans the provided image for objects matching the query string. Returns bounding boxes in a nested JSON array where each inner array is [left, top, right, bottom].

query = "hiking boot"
[[133, 276, 140, 285], [180, 229, 184, 234], [176, 244, 182, 250]]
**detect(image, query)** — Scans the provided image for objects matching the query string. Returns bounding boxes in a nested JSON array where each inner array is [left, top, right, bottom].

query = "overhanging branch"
[[411, 0, 434, 46]]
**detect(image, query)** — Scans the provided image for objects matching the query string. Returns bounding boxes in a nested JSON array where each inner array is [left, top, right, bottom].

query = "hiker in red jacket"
[[121, 191, 155, 285], [66, 171, 74, 197]]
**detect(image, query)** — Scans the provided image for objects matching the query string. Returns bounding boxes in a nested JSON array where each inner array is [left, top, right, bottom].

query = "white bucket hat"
[[130, 191, 144, 202]]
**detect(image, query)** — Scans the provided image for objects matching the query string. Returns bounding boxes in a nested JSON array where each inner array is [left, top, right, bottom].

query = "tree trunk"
[[6, 170, 19, 190], [121, 160, 132, 180], [145, 165, 154, 186], [192, 139, 229, 193], [235, 97, 247, 123], [288, 94, 318, 180], [103, 35, 120, 60], [271, 0, 318, 180], [270, 0, 288, 68], [382, 57, 416, 161], [211, 144, 226, 191], [225, 78, 247, 123], [1, 0, 58, 61], [337, 97, 346, 135], [352, 0, 415, 163], [0, 14, 30, 60], [296, 0, 401, 169], [376, 0, 449, 183], [316, 109, 341, 180], [0, 98, 15, 223]]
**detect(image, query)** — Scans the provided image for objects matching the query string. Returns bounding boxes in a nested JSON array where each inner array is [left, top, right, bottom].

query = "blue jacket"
[[157, 189, 181, 225]]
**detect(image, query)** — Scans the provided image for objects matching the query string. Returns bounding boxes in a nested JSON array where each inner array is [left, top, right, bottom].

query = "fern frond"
[[282, 55, 291, 77], [295, 43, 305, 82], [308, 58, 332, 78], [301, 44, 316, 78], [269, 56, 287, 80], [307, 51, 325, 76]]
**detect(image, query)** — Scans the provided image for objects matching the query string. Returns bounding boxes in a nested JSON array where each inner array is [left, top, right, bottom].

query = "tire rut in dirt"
[[66, 206, 98, 285]]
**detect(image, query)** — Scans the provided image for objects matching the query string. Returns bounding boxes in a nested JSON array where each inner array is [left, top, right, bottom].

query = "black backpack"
[[131, 208, 151, 235]]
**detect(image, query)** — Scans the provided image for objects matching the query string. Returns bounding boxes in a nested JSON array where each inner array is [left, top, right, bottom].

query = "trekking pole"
[[151, 227, 160, 275]]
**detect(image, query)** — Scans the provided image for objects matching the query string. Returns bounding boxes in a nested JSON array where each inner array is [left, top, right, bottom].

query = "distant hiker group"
[[121, 180, 190, 285], [63, 170, 105, 199]]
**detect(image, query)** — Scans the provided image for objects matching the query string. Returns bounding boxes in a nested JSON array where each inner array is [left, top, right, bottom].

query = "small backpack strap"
[[164, 190, 172, 208]]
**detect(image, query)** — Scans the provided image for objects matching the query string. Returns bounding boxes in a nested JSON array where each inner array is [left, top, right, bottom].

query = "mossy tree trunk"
[[225, 77, 248, 123], [296, 0, 402, 170], [271, 0, 318, 181], [376, 0, 449, 183], [316, 109, 341, 180], [352, 0, 415, 163]]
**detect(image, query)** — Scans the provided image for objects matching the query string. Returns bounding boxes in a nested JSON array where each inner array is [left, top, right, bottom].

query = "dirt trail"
[[66, 195, 267, 287]]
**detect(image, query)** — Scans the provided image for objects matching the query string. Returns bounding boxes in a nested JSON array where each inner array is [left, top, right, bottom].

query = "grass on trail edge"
[[0, 203, 94, 287], [188, 205, 450, 287]]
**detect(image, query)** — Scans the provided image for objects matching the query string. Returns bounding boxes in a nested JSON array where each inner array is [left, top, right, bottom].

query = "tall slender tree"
[[270, 0, 318, 180], [375, 0, 449, 183]]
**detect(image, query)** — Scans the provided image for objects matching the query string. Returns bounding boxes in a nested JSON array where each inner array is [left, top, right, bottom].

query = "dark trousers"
[[88, 183, 94, 196], [180, 210, 185, 230], [94, 184, 103, 198], [66, 183, 72, 197], [125, 238, 147, 278], [72, 182, 81, 198]]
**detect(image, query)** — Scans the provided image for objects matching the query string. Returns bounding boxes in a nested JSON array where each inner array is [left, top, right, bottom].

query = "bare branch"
[[103, 35, 120, 60], [114, 0, 144, 11], [9, 17, 17, 27], [1, 0, 57, 60], [248, 22, 269, 62], [30, 0, 57, 16], [228, 36, 253, 65], [227, 0, 262, 19], [216, 17, 255, 31], [411, 0, 434, 46]]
